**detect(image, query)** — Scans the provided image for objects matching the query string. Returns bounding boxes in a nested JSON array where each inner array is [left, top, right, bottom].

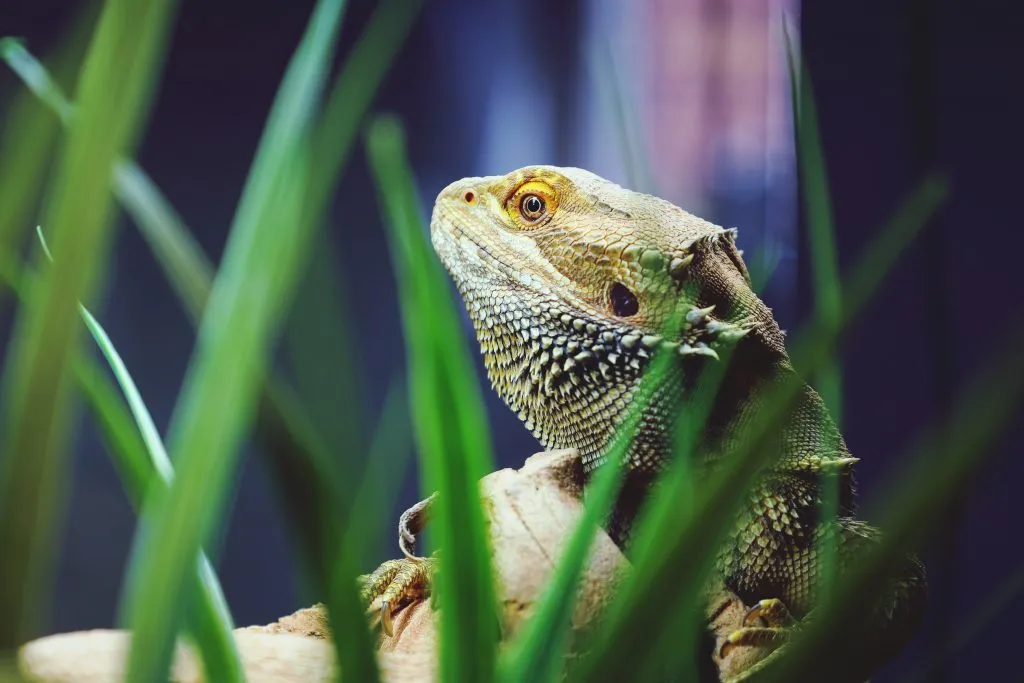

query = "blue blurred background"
[[2, 0, 1022, 680]]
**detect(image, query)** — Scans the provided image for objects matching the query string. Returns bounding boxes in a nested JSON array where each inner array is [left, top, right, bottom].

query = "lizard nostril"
[[463, 191, 476, 204]]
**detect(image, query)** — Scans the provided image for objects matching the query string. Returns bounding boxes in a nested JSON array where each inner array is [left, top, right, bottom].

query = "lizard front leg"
[[719, 517, 926, 681], [358, 494, 438, 636]]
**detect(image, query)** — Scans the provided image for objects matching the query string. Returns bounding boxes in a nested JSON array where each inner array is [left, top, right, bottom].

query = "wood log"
[[18, 450, 769, 682]]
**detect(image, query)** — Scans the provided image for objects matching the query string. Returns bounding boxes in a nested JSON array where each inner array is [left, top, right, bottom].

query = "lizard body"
[[367, 166, 925, 680]]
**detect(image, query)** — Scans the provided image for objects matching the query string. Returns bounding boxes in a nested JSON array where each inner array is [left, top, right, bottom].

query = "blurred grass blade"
[[114, 162, 213, 317], [3, 0, 423, 319], [80, 307, 244, 683], [784, 21, 841, 419], [0, 18, 96, 320], [786, 175, 946, 366], [36, 225, 243, 682], [0, 39, 63, 319], [568, 175, 946, 682], [367, 115, 498, 683], [756, 325, 1024, 682], [783, 22, 843, 605], [257, 3, 423, 678], [4, 4, 421, 680], [0, 0, 177, 648], [747, 242, 783, 295], [119, 0, 346, 679], [284, 236, 366, 493], [341, 377, 413, 568], [0, 38, 74, 123], [306, 0, 423, 215], [905, 564, 1024, 683], [500, 345, 677, 683], [0, 257, 152, 501], [84, 299, 243, 682], [589, 37, 654, 195]]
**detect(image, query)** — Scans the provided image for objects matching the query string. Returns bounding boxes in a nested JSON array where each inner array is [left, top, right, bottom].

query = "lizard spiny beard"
[[443, 245, 749, 479]]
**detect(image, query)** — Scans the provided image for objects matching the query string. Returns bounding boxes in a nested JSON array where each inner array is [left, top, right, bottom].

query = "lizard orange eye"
[[520, 194, 546, 221], [507, 180, 557, 227]]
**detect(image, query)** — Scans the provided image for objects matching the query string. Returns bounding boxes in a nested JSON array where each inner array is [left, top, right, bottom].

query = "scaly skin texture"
[[366, 166, 925, 680]]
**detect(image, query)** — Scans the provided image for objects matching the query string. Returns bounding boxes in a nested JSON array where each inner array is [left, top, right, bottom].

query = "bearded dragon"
[[362, 166, 925, 680]]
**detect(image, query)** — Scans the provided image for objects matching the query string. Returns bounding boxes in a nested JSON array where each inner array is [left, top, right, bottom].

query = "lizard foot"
[[358, 555, 437, 637], [719, 598, 797, 660], [358, 494, 437, 637]]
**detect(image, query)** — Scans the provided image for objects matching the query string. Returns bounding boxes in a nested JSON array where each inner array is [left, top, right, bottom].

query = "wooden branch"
[[18, 450, 771, 682]]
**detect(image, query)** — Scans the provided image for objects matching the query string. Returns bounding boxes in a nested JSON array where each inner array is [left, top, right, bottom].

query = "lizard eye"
[[609, 282, 639, 317], [507, 180, 558, 227], [520, 194, 546, 221]]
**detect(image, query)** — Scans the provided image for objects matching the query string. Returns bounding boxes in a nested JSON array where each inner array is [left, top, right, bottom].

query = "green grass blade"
[[2, 0, 420, 525], [784, 22, 842, 420], [340, 377, 413, 568], [119, 0, 346, 679], [76, 303, 244, 682], [257, 3, 422, 678], [36, 231, 242, 680], [113, 161, 213, 317], [306, 0, 423, 216], [0, 0, 177, 648], [589, 37, 654, 195], [5, 226, 243, 682], [499, 345, 678, 683], [5, 3, 420, 678], [783, 22, 843, 607], [3, 1, 419, 676], [747, 242, 783, 295], [0, 39, 63, 318], [284, 236, 366, 493], [321, 378, 414, 679], [568, 176, 945, 682], [0, 38, 74, 124], [0, 22, 95, 291], [367, 115, 498, 683], [79, 308, 244, 683]]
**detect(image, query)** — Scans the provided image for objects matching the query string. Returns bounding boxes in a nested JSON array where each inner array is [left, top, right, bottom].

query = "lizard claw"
[[743, 598, 795, 628], [719, 625, 790, 660], [398, 494, 435, 558], [719, 598, 796, 661], [359, 556, 437, 637], [380, 600, 393, 638]]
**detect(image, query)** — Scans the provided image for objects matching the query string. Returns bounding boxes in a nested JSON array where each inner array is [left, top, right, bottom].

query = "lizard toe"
[[719, 625, 791, 660], [743, 597, 796, 628], [359, 556, 437, 637], [398, 494, 435, 558]]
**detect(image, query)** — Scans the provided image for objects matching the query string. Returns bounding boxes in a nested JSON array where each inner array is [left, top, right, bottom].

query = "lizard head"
[[431, 165, 786, 469]]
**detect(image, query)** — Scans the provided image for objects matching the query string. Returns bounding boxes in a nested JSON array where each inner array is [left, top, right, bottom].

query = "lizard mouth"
[[430, 204, 554, 295]]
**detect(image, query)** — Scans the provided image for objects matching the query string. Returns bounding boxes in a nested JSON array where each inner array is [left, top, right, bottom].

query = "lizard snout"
[[436, 176, 488, 209]]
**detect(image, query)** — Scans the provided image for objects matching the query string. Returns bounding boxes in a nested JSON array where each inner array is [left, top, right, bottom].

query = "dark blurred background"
[[2, 0, 1021, 680]]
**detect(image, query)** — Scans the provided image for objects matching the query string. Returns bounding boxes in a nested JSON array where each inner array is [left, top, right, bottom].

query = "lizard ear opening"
[[609, 282, 639, 317]]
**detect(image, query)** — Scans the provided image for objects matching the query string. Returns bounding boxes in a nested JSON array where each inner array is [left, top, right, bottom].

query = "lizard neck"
[[701, 342, 856, 511]]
